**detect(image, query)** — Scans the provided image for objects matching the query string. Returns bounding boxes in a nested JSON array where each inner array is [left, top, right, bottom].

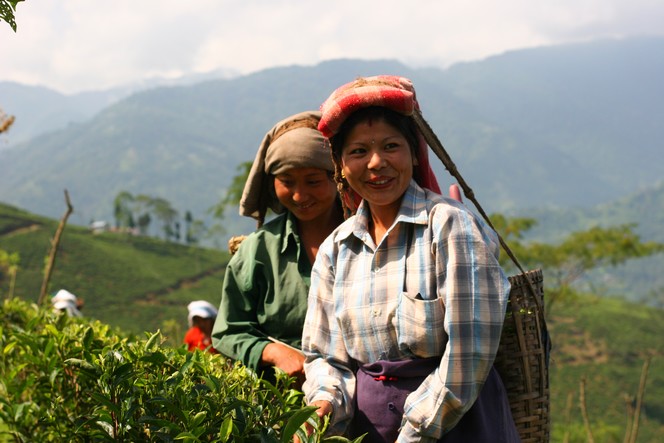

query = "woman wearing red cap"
[[301, 76, 519, 442]]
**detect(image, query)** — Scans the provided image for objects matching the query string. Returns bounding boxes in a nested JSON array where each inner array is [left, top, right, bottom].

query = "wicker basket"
[[412, 110, 551, 442], [495, 269, 550, 442]]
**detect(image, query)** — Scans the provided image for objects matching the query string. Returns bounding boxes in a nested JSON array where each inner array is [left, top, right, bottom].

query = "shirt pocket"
[[396, 292, 446, 357]]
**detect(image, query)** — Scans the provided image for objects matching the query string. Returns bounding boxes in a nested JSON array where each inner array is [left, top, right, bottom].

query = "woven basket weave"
[[495, 269, 550, 442]]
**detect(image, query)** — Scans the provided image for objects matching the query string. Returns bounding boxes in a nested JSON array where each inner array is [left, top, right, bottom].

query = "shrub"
[[0, 298, 359, 442]]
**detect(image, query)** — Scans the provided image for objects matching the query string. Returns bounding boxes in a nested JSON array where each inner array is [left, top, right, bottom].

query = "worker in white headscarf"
[[184, 300, 219, 353], [51, 289, 83, 317]]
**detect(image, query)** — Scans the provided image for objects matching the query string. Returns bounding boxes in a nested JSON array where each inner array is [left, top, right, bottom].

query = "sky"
[[1, 0, 663, 94]]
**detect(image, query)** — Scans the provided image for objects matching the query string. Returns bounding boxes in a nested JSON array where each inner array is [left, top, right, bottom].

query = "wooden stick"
[[38, 190, 73, 305], [628, 356, 651, 443], [580, 377, 595, 443]]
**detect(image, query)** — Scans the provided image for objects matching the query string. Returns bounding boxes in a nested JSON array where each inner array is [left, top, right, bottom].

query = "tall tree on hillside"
[[137, 212, 151, 236], [150, 197, 178, 241], [208, 161, 252, 221], [184, 210, 193, 243], [133, 194, 155, 235], [182, 210, 206, 245], [204, 161, 253, 246], [113, 191, 135, 229]]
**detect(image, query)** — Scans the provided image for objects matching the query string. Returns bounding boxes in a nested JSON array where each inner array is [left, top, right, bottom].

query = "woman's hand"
[[293, 400, 333, 443], [311, 399, 333, 418], [262, 342, 306, 387], [449, 183, 462, 202]]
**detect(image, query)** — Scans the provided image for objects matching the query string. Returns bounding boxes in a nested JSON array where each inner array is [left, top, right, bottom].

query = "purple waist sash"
[[351, 359, 520, 443]]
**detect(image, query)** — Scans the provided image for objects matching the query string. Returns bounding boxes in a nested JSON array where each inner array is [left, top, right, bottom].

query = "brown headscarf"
[[239, 111, 333, 226]]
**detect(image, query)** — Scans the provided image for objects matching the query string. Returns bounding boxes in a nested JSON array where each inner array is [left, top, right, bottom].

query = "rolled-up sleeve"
[[302, 238, 356, 434]]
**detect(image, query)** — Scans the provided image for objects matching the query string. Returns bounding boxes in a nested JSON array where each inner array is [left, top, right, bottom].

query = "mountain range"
[[1, 36, 662, 300]]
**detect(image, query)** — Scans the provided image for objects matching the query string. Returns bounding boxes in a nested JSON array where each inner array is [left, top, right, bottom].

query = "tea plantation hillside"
[[0, 202, 229, 334], [2, 202, 664, 441]]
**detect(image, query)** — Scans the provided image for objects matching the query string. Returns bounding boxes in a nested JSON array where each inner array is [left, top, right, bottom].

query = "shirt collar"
[[281, 211, 301, 254], [336, 180, 431, 242]]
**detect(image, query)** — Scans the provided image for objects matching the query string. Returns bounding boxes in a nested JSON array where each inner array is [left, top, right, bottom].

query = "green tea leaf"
[[218, 416, 233, 441], [280, 406, 318, 443]]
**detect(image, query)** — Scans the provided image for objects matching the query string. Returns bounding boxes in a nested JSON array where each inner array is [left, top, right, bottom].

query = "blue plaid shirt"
[[302, 180, 510, 442]]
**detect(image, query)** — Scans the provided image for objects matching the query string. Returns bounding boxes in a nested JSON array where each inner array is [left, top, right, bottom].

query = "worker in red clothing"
[[184, 300, 219, 353]]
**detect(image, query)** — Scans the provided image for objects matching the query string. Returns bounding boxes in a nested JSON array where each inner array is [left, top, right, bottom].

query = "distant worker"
[[51, 289, 83, 317], [184, 300, 219, 353]]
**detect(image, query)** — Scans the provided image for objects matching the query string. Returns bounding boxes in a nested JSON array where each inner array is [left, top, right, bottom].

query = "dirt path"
[[0, 223, 42, 237]]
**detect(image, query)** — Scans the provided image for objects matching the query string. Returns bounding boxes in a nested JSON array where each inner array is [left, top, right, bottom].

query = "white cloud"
[[1, 0, 662, 93]]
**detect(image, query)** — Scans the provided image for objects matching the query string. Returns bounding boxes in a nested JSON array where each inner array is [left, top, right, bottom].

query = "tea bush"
[[0, 298, 361, 442]]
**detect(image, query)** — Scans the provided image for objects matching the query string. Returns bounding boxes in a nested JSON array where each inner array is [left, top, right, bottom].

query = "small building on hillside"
[[89, 220, 109, 234]]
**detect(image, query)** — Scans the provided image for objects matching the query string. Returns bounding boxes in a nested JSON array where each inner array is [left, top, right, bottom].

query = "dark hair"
[[329, 106, 421, 192]]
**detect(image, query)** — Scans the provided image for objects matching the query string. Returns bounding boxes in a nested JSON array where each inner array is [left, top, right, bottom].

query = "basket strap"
[[412, 110, 542, 310]]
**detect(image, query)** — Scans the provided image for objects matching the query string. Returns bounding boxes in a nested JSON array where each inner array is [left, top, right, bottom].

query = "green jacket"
[[212, 212, 311, 375]]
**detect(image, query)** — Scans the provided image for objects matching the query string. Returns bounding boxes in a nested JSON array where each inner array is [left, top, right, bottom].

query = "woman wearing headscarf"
[[211, 111, 344, 388], [301, 77, 519, 442]]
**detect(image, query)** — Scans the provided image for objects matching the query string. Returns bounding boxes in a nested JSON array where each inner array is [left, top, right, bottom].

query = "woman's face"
[[340, 118, 414, 218], [273, 167, 338, 223]]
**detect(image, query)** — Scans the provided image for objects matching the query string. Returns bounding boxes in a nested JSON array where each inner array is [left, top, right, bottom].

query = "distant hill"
[[0, 36, 662, 243], [0, 69, 239, 146], [0, 81, 131, 145], [431, 36, 664, 192]]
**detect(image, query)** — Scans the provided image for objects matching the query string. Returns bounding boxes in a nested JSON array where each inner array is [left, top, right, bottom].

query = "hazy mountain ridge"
[[0, 37, 662, 243], [0, 68, 239, 146], [432, 36, 664, 191]]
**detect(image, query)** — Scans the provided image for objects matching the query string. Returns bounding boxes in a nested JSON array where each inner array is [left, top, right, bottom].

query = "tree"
[[208, 160, 252, 221], [150, 197, 179, 241], [183, 210, 205, 245], [205, 160, 253, 245], [491, 215, 664, 316], [133, 194, 154, 235], [113, 191, 135, 229], [0, 0, 24, 32], [137, 212, 151, 236]]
